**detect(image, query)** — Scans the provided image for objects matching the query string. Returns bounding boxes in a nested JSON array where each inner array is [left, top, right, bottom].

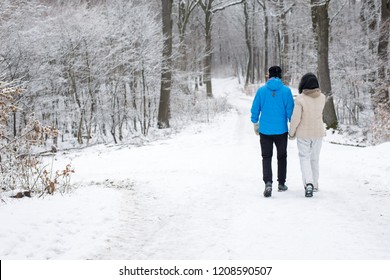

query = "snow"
[[1, 77, 390, 261]]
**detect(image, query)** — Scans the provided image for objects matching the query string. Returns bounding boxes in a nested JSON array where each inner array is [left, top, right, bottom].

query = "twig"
[[0, 128, 34, 152], [330, 0, 347, 24], [328, 141, 366, 148]]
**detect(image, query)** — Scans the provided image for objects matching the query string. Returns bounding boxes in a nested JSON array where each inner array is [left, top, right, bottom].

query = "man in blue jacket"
[[251, 66, 294, 197]]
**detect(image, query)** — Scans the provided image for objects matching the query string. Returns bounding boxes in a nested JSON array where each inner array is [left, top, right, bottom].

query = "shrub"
[[372, 102, 390, 144], [0, 81, 73, 198]]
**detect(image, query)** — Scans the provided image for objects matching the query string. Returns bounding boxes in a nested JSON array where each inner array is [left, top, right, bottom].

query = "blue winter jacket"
[[250, 78, 294, 135]]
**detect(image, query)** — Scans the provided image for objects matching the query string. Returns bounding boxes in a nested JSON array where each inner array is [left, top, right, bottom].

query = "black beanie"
[[298, 73, 319, 93], [268, 66, 282, 79]]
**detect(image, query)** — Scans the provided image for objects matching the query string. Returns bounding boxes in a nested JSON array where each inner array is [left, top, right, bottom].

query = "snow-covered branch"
[[211, 0, 244, 14]]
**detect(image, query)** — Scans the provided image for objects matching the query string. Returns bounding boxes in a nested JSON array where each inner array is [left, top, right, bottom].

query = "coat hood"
[[266, 78, 283, 91], [302, 88, 321, 98]]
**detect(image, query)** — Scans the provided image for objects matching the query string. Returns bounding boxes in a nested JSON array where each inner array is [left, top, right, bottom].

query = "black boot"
[[278, 184, 288, 191], [263, 182, 272, 197]]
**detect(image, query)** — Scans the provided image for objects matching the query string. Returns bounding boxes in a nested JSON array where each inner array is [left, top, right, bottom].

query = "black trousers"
[[259, 132, 288, 185]]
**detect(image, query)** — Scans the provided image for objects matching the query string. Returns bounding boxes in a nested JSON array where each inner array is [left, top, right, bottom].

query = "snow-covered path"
[[83, 78, 390, 259], [1, 78, 390, 260]]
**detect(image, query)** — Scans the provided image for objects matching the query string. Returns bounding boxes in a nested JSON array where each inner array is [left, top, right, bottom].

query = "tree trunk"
[[13, 111, 17, 138], [177, 0, 199, 72], [360, 0, 378, 51], [244, 0, 253, 87], [77, 112, 84, 145], [359, 0, 378, 107], [178, 1, 188, 72], [263, 2, 269, 81], [311, 0, 338, 129], [142, 68, 148, 136], [204, 6, 213, 97], [374, 0, 390, 109], [199, 0, 245, 96], [158, 0, 173, 129], [279, 0, 290, 84], [250, 0, 256, 83]]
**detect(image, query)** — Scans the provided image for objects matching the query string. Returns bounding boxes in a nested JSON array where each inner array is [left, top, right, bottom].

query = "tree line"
[[0, 0, 389, 146]]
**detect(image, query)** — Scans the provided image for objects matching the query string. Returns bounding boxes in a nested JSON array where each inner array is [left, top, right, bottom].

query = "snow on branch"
[[211, 0, 245, 14], [256, 0, 265, 9], [310, 0, 331, 8]]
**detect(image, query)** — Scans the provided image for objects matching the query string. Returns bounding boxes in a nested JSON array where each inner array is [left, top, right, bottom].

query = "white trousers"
[[297, 138, 323, 189]]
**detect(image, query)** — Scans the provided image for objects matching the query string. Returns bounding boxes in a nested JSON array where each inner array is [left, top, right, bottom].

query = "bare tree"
[[256, 0, 269, 82], [158, 0, 174, 128], [177, 0, 200, 71], [243, 0, 252, 86], [375, 0, 390, 108], [360, 0, 378, 51], [311, 0, 338, 129], [370, 0, 390, 142], [276, 0, 295, 84], [198, 0, 244, 97]]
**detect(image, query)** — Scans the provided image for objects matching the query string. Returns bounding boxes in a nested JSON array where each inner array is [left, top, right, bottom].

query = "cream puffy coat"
[[289, 88, 326, 138]]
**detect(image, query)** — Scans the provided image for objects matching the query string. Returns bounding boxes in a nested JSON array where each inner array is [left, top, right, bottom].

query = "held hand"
[[253, 123, 259, 135], [288, 133, 296, 140]]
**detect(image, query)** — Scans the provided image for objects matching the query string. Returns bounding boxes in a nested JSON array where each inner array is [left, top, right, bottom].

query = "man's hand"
[[253, 123, 259, 135]]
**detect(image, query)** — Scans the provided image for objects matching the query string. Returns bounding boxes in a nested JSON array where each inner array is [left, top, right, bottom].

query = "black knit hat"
[[268, 66, 282, 79], [298, 73, 319, 93]]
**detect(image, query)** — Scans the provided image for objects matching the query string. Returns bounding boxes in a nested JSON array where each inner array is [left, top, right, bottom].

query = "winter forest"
[[1, 0, 390, 265], [1, 0, 389, 167]]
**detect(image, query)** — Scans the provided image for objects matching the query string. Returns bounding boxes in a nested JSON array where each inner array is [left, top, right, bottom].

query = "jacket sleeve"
[[289, 98, 302, 137], [285, 89, 294, 122], [250, 90, 261, 123]]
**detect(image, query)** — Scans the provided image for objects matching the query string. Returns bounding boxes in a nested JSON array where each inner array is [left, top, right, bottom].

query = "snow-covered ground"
[[1, 77, 390, 260]]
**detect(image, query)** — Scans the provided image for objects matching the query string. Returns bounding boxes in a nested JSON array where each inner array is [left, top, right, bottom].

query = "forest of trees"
[[0, 0, 389, 149]]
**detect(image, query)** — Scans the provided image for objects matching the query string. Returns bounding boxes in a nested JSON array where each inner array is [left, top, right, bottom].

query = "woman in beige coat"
[[289, 73, 326, 197]]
